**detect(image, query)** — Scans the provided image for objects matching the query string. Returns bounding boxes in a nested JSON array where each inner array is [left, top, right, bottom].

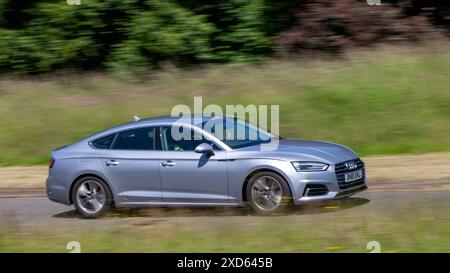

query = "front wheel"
[[72, 176, 112, 219], [246, 172, 292, 215]]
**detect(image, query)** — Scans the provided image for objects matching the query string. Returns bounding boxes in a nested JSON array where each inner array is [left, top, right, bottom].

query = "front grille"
[[335, 158, 365, 190], [303, 184, 329, 197]]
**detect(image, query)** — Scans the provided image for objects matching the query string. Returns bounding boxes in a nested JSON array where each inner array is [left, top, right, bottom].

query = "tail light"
[[49, 158, 55, 168]]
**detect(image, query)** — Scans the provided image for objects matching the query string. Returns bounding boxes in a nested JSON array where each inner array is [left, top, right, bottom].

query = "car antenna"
[[133, 115, 140, 122]]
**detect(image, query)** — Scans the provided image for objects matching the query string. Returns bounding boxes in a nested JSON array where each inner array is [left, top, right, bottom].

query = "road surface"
[[1, 187, 449, 233]]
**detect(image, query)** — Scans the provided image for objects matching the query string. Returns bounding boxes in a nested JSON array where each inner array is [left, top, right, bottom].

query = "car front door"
[[159, 125, 229, 204], [100, 126, 161, 204]]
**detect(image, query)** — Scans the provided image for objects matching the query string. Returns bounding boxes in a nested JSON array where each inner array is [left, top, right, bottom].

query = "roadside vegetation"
[[1, 0, 448, 74], [0, 46, 449, 165]]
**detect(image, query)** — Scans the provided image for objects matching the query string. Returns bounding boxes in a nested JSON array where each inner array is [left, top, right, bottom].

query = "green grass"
[[0, 46, 450, 165]]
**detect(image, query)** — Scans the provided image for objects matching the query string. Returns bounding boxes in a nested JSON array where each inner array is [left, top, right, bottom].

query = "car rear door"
[[100, 126, 161, 204]]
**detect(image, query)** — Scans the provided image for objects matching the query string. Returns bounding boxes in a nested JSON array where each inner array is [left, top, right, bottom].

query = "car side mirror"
[[195, 143, 214, 155]]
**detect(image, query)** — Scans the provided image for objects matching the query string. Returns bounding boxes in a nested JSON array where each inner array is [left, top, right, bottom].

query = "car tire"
[[246, 171, 292, 215], [72, 176, 113, 219]]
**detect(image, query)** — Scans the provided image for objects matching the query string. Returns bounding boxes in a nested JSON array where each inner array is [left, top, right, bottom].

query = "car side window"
[[91, 134, 114, 149], [111, 127, 156, 150], [161, 126, 220, 151]]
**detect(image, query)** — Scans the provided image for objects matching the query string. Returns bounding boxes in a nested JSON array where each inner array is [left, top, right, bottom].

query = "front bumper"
[[294, 183, 367, 204], [291, 159, 367, 205]]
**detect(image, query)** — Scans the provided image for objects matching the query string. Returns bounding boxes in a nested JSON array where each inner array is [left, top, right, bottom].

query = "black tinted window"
[[92, 135, 114, 149], [111, 127, 155, 150]]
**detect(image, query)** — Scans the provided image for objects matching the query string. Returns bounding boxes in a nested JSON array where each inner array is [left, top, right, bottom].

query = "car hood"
[[234, 139, 358, 163]]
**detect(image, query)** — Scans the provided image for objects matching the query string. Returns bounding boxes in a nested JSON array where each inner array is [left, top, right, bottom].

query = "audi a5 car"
[[46, 115, 367, 218]]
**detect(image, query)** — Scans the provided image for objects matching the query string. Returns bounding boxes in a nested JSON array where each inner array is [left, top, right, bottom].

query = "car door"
[[159, 125, 229, 204], [100, 126, 161, 204]]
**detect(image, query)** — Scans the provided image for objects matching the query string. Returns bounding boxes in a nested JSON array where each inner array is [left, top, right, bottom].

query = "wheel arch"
[[69, 173, 114, 205], [241, 168, 293, 202]]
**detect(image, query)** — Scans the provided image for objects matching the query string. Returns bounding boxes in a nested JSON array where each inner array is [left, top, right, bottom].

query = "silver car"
[[46, 115, 367, 218]]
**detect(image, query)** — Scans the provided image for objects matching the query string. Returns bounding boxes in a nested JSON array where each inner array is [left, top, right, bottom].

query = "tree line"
[[0, 0, 449, 74]]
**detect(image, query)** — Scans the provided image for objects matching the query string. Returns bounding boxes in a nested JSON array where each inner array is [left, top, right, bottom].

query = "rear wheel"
[[72, 176, 112, 219], [246, 172, 292, 215]]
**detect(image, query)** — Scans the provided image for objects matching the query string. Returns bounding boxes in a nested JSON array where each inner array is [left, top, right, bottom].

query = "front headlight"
[[291, 161, 329, 172]]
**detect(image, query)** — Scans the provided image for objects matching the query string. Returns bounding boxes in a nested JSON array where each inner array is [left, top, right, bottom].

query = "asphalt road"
[[1, 187, 450, 233]]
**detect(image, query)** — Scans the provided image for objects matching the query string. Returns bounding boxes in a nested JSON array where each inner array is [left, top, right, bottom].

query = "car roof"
[[134, 114, 216, 124], [84, 115, 230, 142], [118, 114, 221, 128]]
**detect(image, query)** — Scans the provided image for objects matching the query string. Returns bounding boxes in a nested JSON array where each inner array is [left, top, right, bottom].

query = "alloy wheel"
[[76, 180, 106, 214], [251, 176, 283, 212]]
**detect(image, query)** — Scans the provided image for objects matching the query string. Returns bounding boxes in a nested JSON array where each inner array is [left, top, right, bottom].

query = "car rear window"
[[111, 127, 155, 150], [91, 134, 114, 149]]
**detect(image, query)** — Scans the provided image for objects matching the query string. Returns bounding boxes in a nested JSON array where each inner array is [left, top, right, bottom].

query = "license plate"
[[344, 169, 363, 183]]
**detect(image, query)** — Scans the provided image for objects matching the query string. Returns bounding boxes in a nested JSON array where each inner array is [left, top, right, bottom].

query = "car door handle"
[[161, 161, 176, 167], [105, 160, 119, 166]]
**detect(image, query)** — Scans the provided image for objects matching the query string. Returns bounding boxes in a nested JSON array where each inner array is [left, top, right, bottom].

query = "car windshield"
[[201, 117, 275, 149]]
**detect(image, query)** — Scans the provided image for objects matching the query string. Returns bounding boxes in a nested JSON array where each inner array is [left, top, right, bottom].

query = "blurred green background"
[[1, 0, 450, 73], [0, 0, 449, 165]]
